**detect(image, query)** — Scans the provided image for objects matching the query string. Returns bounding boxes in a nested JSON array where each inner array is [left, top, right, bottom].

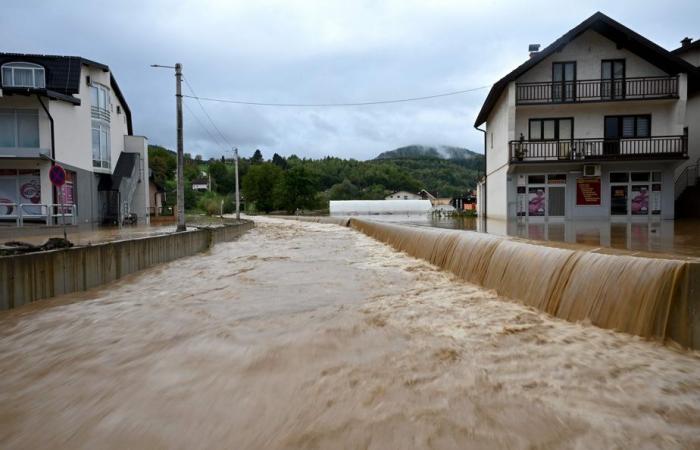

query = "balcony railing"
[[516, 76, 679, 105], [509, 136, 687, 163], [91, 106, 111, 122]]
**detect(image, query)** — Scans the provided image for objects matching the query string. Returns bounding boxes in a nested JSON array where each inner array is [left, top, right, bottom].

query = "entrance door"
[[548, 186, 566, 218], [552, 62, 576, 102], [601, 60, 625, 100], [610, 185, 628, 216]]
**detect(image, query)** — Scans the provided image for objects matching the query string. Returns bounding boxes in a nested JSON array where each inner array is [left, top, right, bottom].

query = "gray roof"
[[0, 53, 132, 134], [474, 12, 700, 127]]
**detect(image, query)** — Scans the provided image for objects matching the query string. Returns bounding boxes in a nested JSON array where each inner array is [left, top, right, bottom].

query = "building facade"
[[474, 13, 699, 222], [0, 53, 149, 226], [385, 190, 421, 200]]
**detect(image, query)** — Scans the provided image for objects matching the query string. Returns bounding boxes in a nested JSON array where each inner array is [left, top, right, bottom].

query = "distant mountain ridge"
[[375, 145, 480, 161]]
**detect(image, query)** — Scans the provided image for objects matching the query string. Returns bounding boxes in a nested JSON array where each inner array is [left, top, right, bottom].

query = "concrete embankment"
[[0, 220, 254, 310], [287, 216, 700, 349], [347, 218, 700, 349]]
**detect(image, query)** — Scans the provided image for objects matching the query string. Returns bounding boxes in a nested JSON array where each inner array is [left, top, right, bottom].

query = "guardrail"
[[90, 106, 111, 122], [0, 203, 78, 226], [516, 75, 679, 105], [675, 157, 700, 200], [509, 135, 687, 163]]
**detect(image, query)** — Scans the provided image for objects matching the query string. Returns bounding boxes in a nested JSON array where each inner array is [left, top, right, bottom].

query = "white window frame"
[[92, 120, 111, 170], [1, 62, 46, 89], [0, 108, 40, 148]]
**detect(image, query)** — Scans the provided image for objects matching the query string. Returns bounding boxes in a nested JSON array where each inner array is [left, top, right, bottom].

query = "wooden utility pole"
[[175, 63, 186, 231]]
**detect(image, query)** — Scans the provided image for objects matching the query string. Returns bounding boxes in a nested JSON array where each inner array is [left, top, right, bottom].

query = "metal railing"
[[674, 157, 700, 200], [509, 135, 687, 163], [0, 203, 77, 226], [516, 75, 679, 105], [90, 106, 111, 122]]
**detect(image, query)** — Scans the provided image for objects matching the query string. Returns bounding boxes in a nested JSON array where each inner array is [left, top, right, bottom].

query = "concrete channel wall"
[[0, 220, 254, 310]]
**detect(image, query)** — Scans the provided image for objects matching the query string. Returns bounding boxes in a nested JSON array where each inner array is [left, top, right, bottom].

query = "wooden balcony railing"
[[516, 76, 679, 105], [509, 136, 687, 163]]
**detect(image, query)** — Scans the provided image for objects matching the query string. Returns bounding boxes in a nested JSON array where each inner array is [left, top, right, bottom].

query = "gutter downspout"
[[474, 125, 487, 219], [37, 95, 55, 161], [37, 95, 57, 224]]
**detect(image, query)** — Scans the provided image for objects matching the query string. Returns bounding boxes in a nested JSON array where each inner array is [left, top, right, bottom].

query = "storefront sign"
[[576, 177, 601, 206]]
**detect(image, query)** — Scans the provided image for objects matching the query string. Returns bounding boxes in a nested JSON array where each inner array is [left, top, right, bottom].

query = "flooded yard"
[[0, 217, 699, 449]]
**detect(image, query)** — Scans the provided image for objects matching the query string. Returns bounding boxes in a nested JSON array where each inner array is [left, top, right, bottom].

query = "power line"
[[183, 101, 227, 152], [180, 85, 491, 107], [183, 76, 233, 147]]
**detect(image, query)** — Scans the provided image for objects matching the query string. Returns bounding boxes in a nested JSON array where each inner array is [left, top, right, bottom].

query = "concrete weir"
[[0, 220, 254, 310], [295, 216, 700, 349]]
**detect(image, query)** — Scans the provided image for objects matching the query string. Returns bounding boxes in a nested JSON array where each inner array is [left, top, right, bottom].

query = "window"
[[604, 115, 651, 139], [92, 120, 110, 169], [1, 62, 45, 88], [0, 109, 39, 148], [528, 118, 574, 141]]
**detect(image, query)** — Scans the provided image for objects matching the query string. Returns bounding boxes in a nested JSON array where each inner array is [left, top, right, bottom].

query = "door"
[[604, 116, 620, 155], [548, 186, 566, 218], [610, 185, 628, 216], [552, 62, 576, 102], [557, 118, 573, 159], [601, 60, 625, 99]]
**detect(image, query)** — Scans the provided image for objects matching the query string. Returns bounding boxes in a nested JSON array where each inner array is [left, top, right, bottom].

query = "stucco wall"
[[517, 29, 668, 83], [515, 99, 686, 139]]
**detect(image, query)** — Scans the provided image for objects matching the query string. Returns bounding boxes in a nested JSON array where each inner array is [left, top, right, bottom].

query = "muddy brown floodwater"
[[1, 217, 699, 449]]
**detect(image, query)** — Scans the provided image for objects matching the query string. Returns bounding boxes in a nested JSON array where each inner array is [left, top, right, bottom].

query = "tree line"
[[148, 146, 482, 214]]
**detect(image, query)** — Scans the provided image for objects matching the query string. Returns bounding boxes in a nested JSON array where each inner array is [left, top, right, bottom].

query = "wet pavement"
[[0, 217, 699, 449]]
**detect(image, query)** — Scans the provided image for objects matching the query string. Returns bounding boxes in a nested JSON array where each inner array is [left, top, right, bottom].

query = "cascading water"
[[348, 218, 698, 348]]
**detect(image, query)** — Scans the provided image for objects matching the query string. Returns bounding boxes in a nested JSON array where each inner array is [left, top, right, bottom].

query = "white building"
[[474, 12, 699, 222], [385, 190, 421, 200], [0, 53, 149, 226]]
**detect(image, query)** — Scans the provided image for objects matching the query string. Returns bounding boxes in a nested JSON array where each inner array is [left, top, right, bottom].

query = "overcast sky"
[[3, 0, 698, 159]]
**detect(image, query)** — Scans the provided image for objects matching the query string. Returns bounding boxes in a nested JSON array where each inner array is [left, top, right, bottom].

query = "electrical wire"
[[180, 85, 491, 107], [183, 102, 228, 152], [183, 76, 234, 148]]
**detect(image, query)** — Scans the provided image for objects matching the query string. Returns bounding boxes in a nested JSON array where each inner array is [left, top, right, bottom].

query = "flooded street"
[[1, 217, 699, 449]]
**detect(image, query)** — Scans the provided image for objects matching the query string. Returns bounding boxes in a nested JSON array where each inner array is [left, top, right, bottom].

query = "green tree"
[[274, 165, 320, 212], [209, 161, 234, 194], [242, 163, 282, 213], [272, 153, 288, 169], [328, 179, 360, 200], [148, 145, 176, 187], [251, 149, 264, 165]]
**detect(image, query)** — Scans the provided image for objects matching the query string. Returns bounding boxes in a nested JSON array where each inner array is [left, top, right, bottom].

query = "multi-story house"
[[0, 53, 149, 226], [474, 12, 699, 222]]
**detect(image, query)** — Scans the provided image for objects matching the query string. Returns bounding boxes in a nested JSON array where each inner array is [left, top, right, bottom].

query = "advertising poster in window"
[[0, 174, 16, 216], [631, 185, 649, 215], [18, 171, 42, 215], [528, 187, 546, 216], [651, 184, 661, 215], [59, 171, 75, 214], [576, 177, 601, 206]]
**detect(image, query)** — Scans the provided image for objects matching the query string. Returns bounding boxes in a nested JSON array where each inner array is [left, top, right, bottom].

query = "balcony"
[[91, 106, 111, 122], [509, 135, 687, 163], [0, 146, 50, 159], [516, 76, 679, 105]]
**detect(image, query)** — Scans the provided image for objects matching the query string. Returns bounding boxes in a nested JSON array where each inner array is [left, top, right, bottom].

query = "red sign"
[[576, 177, 601, 206], [49, 164, 66, 187]]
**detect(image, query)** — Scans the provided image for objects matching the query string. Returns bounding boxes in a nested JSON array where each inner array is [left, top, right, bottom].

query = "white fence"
[[0, 203, 78, 226]]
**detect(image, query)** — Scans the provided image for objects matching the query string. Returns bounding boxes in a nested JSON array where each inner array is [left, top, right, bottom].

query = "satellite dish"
[[528, 44, 541, 52]]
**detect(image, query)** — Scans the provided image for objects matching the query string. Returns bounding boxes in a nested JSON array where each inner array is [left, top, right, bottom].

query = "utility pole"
[[234, 147, 240, 220], [151, 62, 186, 231], [175, 63, 185, 231]]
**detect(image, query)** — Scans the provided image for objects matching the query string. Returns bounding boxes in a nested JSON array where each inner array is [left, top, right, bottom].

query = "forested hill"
[[149, 145, 484, 213], [376, 145, 480, 161]]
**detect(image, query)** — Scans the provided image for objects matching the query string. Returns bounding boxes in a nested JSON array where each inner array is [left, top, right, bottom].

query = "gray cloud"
[[3, 0, 698, 160]]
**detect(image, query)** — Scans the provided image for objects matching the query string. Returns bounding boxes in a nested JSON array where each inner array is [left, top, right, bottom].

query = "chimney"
[[528, 44, 540, 58], [681, 37, 693, 48]]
